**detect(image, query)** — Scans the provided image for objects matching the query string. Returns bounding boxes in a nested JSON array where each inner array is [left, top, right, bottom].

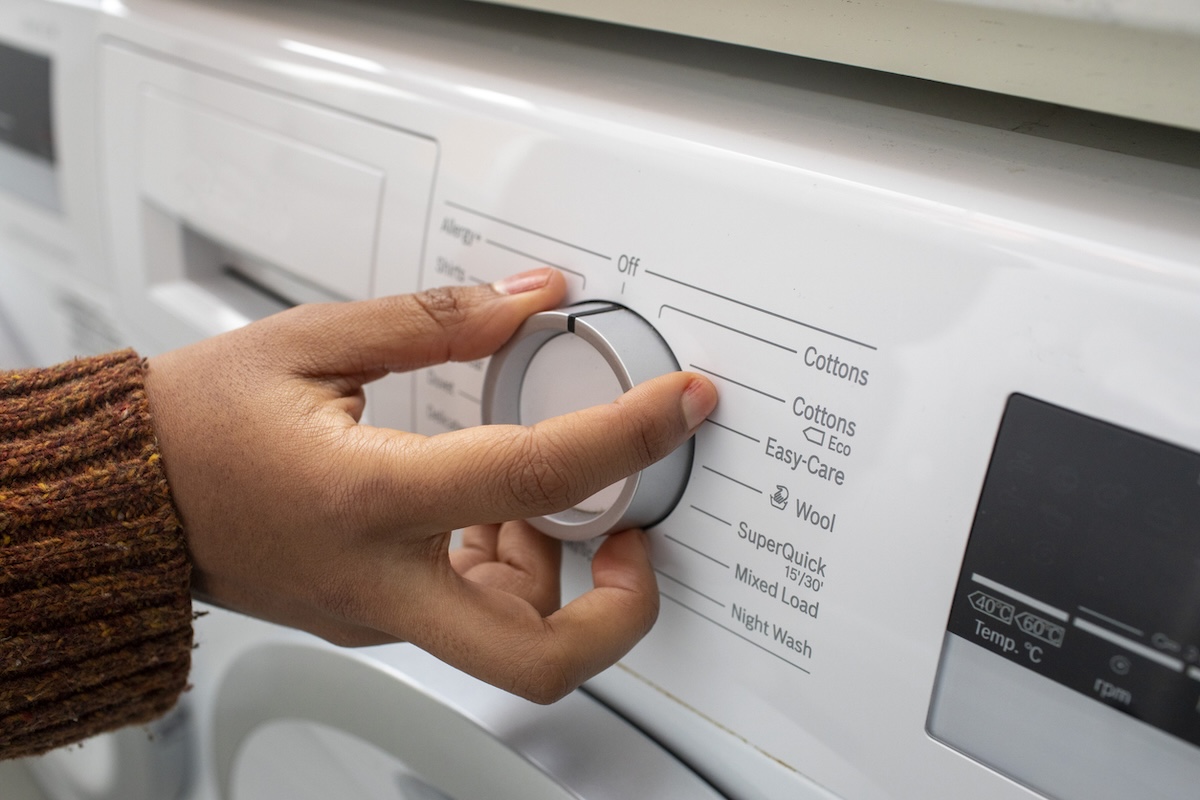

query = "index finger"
[[392, 371, 716, 531], [244, 268, 569, 380]]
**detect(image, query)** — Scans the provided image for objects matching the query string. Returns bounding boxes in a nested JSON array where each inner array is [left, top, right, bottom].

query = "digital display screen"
[[0, 41, 54, 163], [944, 394, 1200, 748], [0, 41, 57, 210]]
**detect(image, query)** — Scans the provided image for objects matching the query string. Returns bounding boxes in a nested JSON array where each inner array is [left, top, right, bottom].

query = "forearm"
[[0, 351, 192, 759]]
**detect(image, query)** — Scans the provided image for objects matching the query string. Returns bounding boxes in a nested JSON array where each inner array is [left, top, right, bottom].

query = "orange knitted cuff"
[[0, 350, 192, 759]]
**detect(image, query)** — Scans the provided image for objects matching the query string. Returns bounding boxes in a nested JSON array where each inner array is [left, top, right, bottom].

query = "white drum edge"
[[214, 642, 727, 800]]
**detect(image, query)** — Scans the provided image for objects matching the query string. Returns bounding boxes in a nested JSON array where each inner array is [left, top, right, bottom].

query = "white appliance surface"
[[0, 761, 50, 800], [2, 0, 1199, 799], [467, 0, 1200, 132]]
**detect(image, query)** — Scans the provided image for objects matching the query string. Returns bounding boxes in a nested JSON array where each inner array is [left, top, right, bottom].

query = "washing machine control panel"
[[482, 303, 692, 541], [420, 194, 882, 688], [412, 146, 1200, 799]]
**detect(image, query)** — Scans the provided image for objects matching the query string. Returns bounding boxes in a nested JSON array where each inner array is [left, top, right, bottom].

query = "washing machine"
[[0, 0, 141, 371], [5, 1, 1200, 799]]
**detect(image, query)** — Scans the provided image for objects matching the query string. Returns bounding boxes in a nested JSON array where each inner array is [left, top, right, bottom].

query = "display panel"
[[930, 395, 1200, 799], [942, 394, 1200, 747], [0, 41, 56, 209], [0, 42, 54, 162]]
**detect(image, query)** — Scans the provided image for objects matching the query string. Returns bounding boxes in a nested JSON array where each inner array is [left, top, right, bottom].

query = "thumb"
[[407, 528, 659, 704]]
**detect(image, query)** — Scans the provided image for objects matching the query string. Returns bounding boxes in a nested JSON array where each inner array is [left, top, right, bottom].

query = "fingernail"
[[681, 377, 717, 431], [492, 267, 553, 296]]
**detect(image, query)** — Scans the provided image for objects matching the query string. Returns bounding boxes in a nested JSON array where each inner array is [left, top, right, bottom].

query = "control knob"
[[482, 303, 692, 540]]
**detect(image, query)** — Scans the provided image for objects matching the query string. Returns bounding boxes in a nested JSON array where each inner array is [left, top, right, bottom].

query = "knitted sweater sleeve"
[[0, 350, 193, 760]]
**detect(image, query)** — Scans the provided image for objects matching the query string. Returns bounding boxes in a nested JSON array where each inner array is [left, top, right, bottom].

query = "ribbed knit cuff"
[[0, 350, 192, 759]]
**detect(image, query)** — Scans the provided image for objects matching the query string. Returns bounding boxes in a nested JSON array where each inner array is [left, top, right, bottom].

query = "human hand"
[[143, 268, 717, 702]]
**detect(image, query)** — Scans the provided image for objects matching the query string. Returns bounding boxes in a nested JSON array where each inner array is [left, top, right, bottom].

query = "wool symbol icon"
[[771, 485, 789, 510]]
